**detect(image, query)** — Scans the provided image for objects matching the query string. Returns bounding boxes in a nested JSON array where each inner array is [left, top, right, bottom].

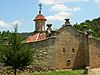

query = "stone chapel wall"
[[89, 38, 100, 68], [25, 37, 56, 71]]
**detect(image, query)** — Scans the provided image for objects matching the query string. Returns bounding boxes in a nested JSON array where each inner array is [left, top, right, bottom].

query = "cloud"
[[0, 20, 22, 29], [0, 20, 8, 28], [51, 4, 81, 13], [46, 4, 80, 23], [39, 0, 88, 5], [11, 20, 22, 26], [46, 12, 73, 23], [72, 7, 81, 11], [95, 0, 100, 8], [39, 0, 87, 23]]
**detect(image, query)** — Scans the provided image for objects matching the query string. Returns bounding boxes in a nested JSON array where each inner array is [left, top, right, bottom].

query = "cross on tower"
[[39, 3, 42, 13]]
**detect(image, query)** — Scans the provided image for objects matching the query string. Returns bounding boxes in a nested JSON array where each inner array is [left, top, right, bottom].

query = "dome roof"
[[34, 14, 46, 21]]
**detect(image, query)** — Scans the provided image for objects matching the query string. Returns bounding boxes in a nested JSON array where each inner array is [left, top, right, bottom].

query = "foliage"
[[74, 17, 100, 39], [0, 26, 34, 75]]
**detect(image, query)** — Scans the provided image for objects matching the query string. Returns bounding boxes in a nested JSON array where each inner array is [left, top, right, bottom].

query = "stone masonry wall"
[[89, 38, 100, 68], [54, 25, 88, 69], [24, 24, 100, 70], [25, 37, 56, 71]]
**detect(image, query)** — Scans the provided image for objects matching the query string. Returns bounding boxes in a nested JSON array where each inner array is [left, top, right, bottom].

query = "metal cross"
[[39, 3, 42, 13]]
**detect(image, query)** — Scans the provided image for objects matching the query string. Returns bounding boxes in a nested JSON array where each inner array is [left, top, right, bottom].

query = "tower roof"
[[34, 13, 46, 21], [34, 3, 46, 21]]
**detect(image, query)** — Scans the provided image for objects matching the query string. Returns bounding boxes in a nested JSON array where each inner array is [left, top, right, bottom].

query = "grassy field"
[[20, 70, 85, 75]]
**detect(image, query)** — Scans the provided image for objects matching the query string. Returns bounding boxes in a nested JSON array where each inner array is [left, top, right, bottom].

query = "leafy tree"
[[74, 17, 100, 39], [0, 25, 33, 75]]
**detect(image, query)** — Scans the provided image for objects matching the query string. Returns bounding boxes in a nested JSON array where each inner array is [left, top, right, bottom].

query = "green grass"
[[20, 70, 85, 75]]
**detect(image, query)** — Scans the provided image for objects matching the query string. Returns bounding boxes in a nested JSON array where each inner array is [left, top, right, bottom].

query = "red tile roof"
[[25, 33, 46, 43], [34, 14, 46, 21]]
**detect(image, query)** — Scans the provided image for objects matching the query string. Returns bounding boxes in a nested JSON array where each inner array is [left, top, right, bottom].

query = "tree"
[[73, 17, 100, 39], [0, 25, 33, 75]]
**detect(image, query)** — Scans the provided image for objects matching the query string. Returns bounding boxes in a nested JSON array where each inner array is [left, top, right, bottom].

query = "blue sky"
[[0, 0, 100, 32]]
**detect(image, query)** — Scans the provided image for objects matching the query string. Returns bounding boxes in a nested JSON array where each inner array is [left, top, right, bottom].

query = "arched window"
[[63, 48, 66, 54], [72, 48, 75, 54], [66, 60, 71, 66]]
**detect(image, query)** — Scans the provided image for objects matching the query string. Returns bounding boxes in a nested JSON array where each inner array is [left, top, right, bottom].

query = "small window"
[[72, 48, 75, 54], [63, 48, 66, 53]]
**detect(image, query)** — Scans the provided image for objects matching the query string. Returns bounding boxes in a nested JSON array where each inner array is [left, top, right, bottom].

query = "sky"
[[0, 0, 100, 32]]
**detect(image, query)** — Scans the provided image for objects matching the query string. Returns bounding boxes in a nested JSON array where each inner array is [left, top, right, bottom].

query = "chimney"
[[65, 19, 71, 25], [46, 24, 52, 36], [47, 24, 52, 31]]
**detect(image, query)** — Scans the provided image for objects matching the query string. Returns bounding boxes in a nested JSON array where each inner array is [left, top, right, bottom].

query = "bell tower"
[[34, 3, 46, 32]]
